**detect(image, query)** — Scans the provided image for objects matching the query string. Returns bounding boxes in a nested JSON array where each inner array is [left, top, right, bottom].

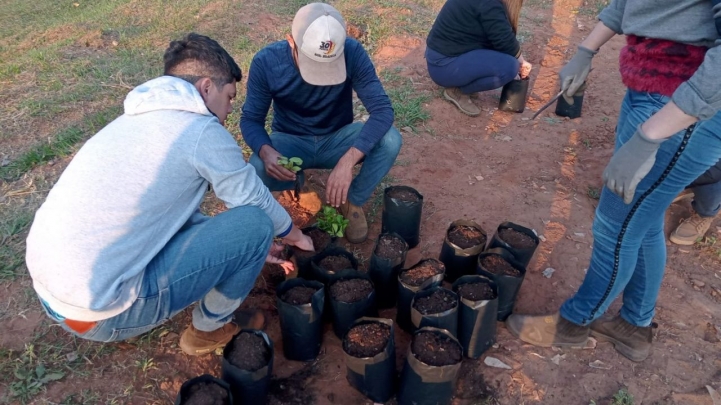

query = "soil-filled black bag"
[[397, 259, 446, 333], [328, 269, 378, 338], [221, 329, 273, 405], [410, 286, 459, 336], [368, 232, 409, 309], [477, 248, 526, 321], [498, 77, 530, 113], [452, 276, 499, 358], [175, 374, 233, 405], [381, 186, 424, 248], [397, 327, 463, 405], [342, 317, 396, 403], [276, 278, 325, 361], [309, 245, 358, 286], [439, 220, 487, 283], [290, 225, 337, 279], [555, 83, 585, 119], [487, 221, 540, 268]]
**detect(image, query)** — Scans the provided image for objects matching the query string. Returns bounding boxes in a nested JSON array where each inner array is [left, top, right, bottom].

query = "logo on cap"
[[319, 40, 335, 55]]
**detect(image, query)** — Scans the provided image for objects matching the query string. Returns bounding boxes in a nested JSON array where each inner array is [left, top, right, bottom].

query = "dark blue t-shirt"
[[240, 39, 394, 155]]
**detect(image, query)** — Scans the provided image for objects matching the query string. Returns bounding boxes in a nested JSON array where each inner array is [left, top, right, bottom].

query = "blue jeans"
[[249, 122, 402, 206], [425, 47, 519, 94], [560, 90, 721, 327], [42, 206, 274, 342], [691, 180, 721, 217]]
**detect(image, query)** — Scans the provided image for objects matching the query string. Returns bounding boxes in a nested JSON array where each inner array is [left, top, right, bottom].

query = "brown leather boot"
[[179, 310, 265, 356], [506, 312, 589, 347], [443, 87, 481, 116], [339, 201, 368, 243], [590, 314, 656, 362]]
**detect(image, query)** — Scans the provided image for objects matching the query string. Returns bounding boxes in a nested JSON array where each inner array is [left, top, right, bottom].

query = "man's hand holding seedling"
[[258, 145, 301, 182]]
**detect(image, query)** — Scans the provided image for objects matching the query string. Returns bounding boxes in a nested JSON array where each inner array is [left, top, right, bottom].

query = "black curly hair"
[[163, 33, 242, 87]]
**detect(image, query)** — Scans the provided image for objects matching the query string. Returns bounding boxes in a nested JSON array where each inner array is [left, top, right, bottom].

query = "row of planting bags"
[[175, 186, 540, 405]]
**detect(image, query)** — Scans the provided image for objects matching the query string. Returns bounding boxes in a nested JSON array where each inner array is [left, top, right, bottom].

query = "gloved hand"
[[559, 45, 597, 104], [602, 125, 666, 204]]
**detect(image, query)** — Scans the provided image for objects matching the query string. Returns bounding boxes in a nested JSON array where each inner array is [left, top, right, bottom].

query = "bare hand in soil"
[[283, 226, 315, 252], [259, 145, 296, 182], [266, 243, 295, 275]]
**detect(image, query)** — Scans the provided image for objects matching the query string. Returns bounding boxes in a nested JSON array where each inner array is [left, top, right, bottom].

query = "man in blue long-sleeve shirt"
[[240, 2, 402, 243]]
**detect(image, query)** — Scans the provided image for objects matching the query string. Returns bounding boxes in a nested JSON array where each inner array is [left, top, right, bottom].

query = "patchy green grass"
[[578, 0, 610, 16], [380, 68, 430, 131]]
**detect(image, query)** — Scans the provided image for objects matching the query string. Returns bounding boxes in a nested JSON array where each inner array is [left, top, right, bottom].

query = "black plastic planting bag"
[[477, 248, 526, 321], [369, 232, 409, 309], [221, 330, 273, 405], [343, 317, 396, 403], [488, 221, 539, 268], [175, 374, 233, 405], [276, 278, 325, 361], [410, 286, 459, 337], [290, 225, 336, 279], [452, 276, 499, 358], [381, 186, 424, 248], [439, 220, 487, 283], [498, 77, 529, 113], [309, 245, 358, 286], [397, 327, 462, 405], [328, 269, 378, 338], [397, 259, 445, 333]]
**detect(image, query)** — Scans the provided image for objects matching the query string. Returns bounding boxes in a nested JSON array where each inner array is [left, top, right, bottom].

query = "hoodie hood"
[[124, 76, 212, 116]]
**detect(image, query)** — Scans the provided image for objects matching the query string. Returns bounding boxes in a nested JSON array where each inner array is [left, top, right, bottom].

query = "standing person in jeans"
[[507, 0, 721, 362], [25, 33, 314, 356], [241, 3, 402, 244], [669, 159, 721, 245], [425, 0, 533, 116]]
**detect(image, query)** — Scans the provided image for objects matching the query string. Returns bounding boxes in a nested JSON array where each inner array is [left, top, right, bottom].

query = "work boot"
[[506, 312, 589, 347], [590, 314, 656, 362], [669, 213, 716, 245], [179, 310, 265, 355], [443, 88, 481, 117], [339, 201, 368, 244]]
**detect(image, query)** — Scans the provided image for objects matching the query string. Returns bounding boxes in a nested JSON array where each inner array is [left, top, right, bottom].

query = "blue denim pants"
[[425, 47, 520, 94], [42, 206, 274, 342], [249, 122, 402, 206], [690, 178, 721, 217], [560, 90, 721, 327]]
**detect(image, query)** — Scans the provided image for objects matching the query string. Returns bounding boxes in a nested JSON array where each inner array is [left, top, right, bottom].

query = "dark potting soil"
[[182, 382, 229, 405], [412, 289, 457, 315], [330, 278, 373, 303], [387, 187, 420, 202], [411, 331, 462, 367], [343, 322, 391, 358], [400, 260, 443, 286], [498, 228, 537, 250], [448, 225, 486, 249], [319, 255, 353, 273], [227, 332, 270, 372], [374, 234, 406, 260], [481, 255, 521, 277], [281, 286, 319, 305], [306, 227, 331, 252], [457, 282, 497, 301]]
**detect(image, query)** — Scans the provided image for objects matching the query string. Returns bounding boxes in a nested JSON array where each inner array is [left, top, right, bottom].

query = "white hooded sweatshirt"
[[26, 76, 291, 322]]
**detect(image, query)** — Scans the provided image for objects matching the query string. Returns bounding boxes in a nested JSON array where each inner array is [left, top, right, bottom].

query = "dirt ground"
[[2, 0, 721, 404]]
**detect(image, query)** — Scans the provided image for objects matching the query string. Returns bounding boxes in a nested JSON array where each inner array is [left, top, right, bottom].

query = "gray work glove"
[[602, 125, 666, 204], [559, 45, 597, 104]]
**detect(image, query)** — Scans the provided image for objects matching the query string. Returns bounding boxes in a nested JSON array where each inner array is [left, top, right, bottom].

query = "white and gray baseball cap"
[[292, 3, 347, 86]]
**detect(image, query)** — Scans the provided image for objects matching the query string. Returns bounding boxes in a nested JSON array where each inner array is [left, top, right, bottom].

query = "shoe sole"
[[345, 232, 368, 244], [590, 330, 649, 362], [179, 335, 234, 356], [668, 233, 698, 246], [506, 319, 588, 348], [443, 90, 481, 117]]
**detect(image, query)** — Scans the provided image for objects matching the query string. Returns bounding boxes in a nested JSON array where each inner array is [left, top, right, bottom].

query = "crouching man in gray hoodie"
[[25, 33, 313, 356]]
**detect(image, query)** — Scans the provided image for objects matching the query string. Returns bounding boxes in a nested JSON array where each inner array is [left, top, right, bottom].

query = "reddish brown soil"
[[481, 255, 522, 277], [448, 225, 486, 249], [319, 255, 353, 273], [400, 259, 444, 286], [411, 331, 462, 367], [329, 278, 373, 303], [387, 187, 420, 202], [374, 233, 407, 260], [498, 228, 537, 250], [413, 289, 458, 314], [343, 322, 391, 358], [281, 286, 318, 305], [227, 332, 269, 372], [181, 382, 229, 405], [457, 282, 497, 301]]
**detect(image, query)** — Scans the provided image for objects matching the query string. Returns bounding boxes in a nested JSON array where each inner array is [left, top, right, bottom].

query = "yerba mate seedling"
[[278, 156, 303, 173], [317, 205, 349, 238]]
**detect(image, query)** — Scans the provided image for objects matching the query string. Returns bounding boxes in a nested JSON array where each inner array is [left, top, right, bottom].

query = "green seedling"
[[278, 156, 303, 173], [317, 205, 349, 238]]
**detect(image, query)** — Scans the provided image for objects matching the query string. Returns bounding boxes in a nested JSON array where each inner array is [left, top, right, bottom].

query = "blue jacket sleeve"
[[240, 53, 273, 154], [349, 41, 395, 155]]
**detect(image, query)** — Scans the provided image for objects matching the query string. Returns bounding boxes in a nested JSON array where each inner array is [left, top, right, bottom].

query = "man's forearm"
[[337, 147, 365, 170], [580, 22, 617, 52], [641, 101, 699, 141]]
